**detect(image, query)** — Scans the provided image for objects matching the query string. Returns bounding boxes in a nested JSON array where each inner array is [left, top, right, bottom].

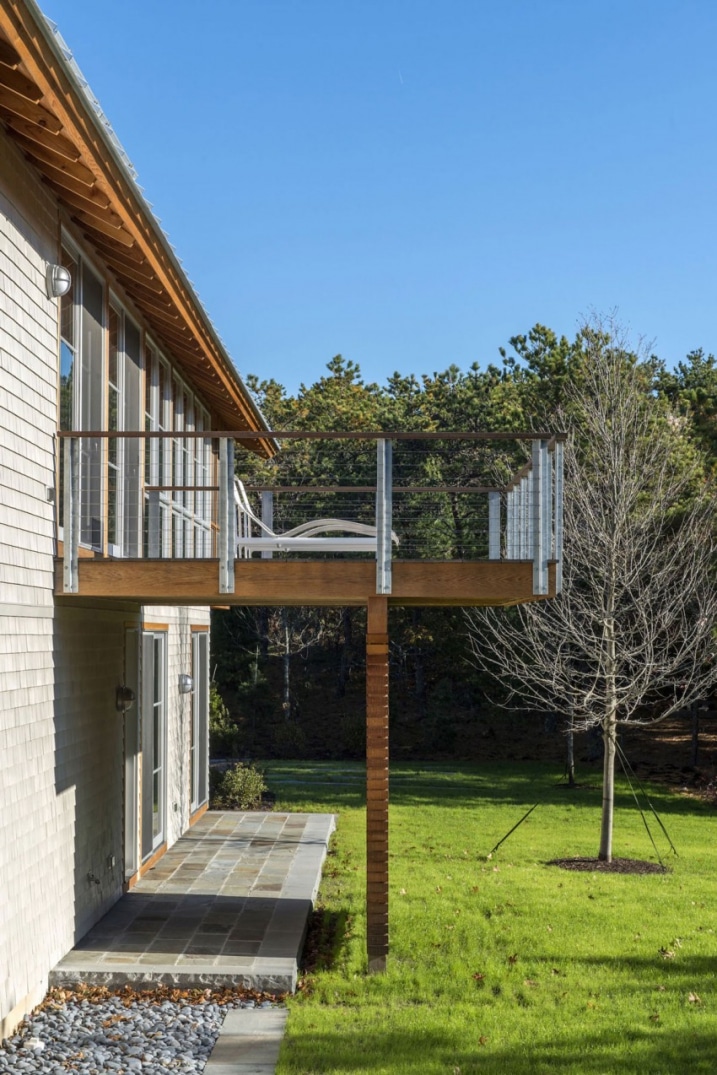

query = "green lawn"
[[265, 760, 717, 1075]]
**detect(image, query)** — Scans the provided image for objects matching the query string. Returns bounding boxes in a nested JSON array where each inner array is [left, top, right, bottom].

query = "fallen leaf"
[[524, 978, 538, 987], [656, 985, 666, 992], [546, 925, 553, 932], [478, 1036, 488, 1046], [472, 972, 485, 981], [659, 948, 675, 959], [689, 992, 702, 1004], [551, 968, 561, 976], [399, 888, 407, 896], [436, 886, 442, 893], [493, 866, 500, 873], [650, 1012, 660, 1022]]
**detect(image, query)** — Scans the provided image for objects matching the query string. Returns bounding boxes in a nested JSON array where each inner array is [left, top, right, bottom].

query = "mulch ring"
[[547, 857, 668, 875]]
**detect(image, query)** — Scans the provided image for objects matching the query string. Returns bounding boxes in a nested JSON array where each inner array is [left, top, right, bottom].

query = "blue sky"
[[41, 0, 717, 393]]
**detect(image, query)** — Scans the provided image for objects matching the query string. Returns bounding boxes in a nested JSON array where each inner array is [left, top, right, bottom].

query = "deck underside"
[[54, 558, 556, 606]]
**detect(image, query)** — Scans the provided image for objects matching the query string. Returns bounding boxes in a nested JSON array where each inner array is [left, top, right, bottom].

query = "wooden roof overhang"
[[0, 0, 274, 456]]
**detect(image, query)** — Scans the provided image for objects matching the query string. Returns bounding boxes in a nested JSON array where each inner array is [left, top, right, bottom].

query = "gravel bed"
[[0, 988, 282, 1075]]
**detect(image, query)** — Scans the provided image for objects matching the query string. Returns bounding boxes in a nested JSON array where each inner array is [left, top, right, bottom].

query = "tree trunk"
[[598, 711, 617, 862], [598, 602, 617, 862], [566, 721, 575, 787]]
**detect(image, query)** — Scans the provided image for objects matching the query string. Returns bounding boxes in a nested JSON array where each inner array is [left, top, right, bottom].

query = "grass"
[[263, 760, 717, 1075]]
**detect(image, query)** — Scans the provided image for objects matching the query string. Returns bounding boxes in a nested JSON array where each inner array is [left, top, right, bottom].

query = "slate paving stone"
[[50, 811, 335, 995]]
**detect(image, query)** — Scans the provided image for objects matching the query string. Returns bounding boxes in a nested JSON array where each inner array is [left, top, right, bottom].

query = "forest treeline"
[[210, 323, 717, 764]]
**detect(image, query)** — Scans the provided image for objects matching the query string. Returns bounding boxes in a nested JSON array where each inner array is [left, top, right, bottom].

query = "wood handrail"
[[56, 429, 568, 442]]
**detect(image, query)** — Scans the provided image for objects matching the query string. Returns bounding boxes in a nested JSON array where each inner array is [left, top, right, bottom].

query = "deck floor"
[[50, 811, 336, 994]]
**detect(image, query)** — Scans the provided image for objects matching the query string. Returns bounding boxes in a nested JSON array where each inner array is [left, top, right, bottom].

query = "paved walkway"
[[50, 811, 336, 995]]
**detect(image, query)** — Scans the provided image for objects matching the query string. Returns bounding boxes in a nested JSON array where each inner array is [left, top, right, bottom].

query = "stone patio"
[[50, 811, 336, 994]]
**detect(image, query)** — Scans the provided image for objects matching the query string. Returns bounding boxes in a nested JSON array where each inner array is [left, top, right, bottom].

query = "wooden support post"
[[366, 594, 389, 972]]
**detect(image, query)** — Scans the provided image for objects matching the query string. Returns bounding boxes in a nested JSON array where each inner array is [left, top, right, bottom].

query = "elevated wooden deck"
[[54, 557, 557, 607]]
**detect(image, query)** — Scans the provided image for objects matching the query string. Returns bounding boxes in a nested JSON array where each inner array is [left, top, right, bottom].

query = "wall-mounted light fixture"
[[178, 674, 193, 694], [46, 263, 72, 299], [116, 685, 135, 713]]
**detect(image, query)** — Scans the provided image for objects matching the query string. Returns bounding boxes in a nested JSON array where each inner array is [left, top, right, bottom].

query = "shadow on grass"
[[282, 1023, 717, 1074], [270, 760, 713, 820], [300, 907, 351, 974]]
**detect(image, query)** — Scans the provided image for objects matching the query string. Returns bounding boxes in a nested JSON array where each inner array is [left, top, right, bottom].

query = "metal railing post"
[[543, 441, 553, 568], [488, 491, 501, 559], [147, 489, 160, 558], [218, 438, 236, 594], [505, 489, 513, 558], [532, 439, 549, 594], [376, 439, 392, 595], [261, 491, 274, 560], [63, 435, 79, 593], [554, 441, 564, 593]]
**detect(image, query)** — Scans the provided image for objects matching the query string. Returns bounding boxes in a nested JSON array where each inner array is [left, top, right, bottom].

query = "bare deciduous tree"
[[468, 322, 717, 862]]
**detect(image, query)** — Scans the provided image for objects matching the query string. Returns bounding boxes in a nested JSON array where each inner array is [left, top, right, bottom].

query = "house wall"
[[0, 128, 212, 1040]]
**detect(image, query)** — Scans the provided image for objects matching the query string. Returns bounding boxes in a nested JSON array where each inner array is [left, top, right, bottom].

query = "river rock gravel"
[[0, 988, 281, 1074]]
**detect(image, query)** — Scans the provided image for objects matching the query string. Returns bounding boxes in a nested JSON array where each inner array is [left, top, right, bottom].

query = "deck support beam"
[[366, 594, 389, 972]]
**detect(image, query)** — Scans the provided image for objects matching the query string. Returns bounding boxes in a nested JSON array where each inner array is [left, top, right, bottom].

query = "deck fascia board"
[[54, 558, 556, 607]]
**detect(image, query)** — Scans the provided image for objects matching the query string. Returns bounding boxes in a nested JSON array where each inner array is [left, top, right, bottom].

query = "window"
[[58, 239, 212, 560]]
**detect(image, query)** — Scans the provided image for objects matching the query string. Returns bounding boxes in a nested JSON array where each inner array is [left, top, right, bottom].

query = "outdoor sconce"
[[46, 263, 72, 299], [178, 674, 193, 694], [116, 685, 135, 713]]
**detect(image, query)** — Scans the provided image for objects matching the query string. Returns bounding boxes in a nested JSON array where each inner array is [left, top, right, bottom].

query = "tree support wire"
[[615, 739, 678, 858], [487, 803, 539, 857]]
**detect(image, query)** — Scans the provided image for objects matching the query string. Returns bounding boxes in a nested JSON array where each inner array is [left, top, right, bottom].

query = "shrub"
[[211, 762, 267, 810]]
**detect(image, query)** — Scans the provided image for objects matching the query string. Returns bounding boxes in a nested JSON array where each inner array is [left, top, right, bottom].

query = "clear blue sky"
[[41, 0, 717, 393]]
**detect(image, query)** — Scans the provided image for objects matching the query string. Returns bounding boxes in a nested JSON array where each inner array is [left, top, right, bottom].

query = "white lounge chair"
[[234, 479, 398, 554]]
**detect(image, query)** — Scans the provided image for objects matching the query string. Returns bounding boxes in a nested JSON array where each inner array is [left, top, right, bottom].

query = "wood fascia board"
[[56, 559, 557, 607], [0, 2, 271, 442]]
